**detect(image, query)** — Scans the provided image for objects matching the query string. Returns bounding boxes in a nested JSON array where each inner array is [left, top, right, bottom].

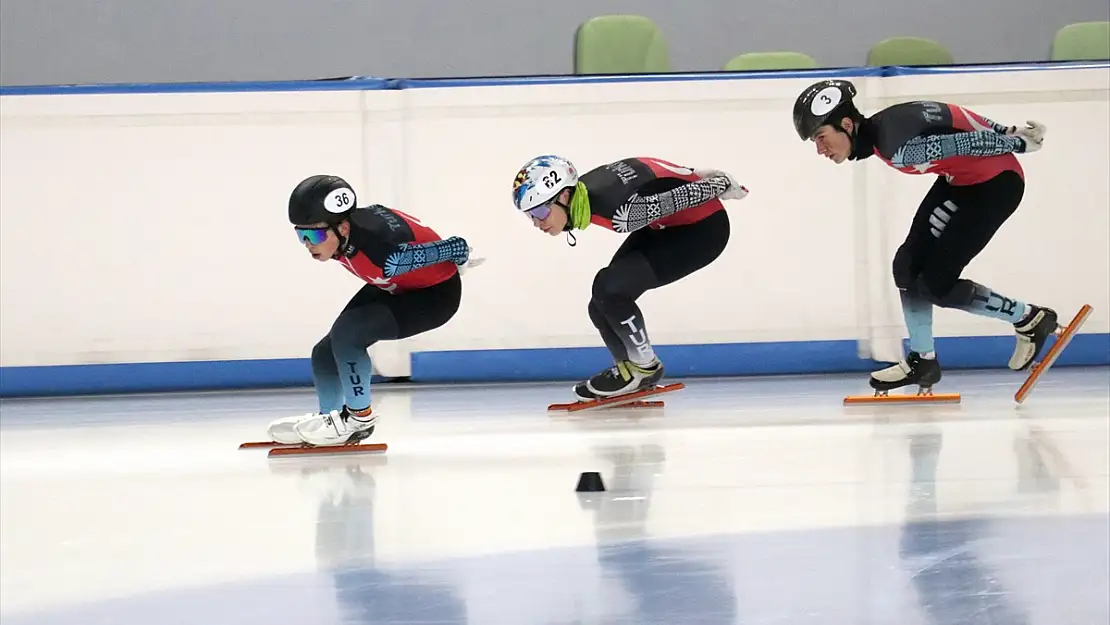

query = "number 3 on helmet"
[[512, 155, 578, 214], [792, 79, 858, 141]]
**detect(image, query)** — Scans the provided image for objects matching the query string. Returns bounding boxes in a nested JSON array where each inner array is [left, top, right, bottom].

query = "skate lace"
[[607, 362, 633, 382]]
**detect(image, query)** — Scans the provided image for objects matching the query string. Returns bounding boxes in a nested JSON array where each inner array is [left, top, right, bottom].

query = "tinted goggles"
[[525, 199, 559, 221], [294, 226, 330, 245]]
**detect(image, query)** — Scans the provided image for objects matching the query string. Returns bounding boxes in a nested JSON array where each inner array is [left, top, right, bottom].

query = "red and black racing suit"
[[576, 157, 737, 365]]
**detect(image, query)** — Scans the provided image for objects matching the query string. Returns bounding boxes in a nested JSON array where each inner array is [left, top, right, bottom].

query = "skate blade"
[[548, 383, 685, 413], [267, 442, 388, 458], [1014, 304, 1093, 405], [239, 441, 295, 449], [843, 391, 961, 405]]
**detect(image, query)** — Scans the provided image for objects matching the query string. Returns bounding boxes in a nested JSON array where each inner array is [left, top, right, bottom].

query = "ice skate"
[[1010, 305, 1060, 371], [583, 359, 666, 399], [294, 406, 377, 447], [869, 351, 943, 396], [266, 411, 332, 445], [573, 380, 602, 402], [1014, 303, 1094, 404], [552, 360, 680, 413]]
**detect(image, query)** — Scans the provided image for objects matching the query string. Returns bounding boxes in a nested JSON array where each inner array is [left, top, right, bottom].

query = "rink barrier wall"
[[1, 61, 1108, 397], [3, 334, 1108, 397]]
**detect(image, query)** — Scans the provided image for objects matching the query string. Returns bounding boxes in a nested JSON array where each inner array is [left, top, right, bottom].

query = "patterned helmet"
[[512, 155, 578, 213]]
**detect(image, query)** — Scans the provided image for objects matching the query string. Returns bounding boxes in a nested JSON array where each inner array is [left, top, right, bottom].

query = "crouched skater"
[[791, 79, 1060, 394], [511, 155, 749, 402], [267, 175, 481, 446]]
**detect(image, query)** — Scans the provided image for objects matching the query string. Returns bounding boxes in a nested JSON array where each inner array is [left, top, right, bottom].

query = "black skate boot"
[[579, 360, 665, 400], [869, 352, 943, 396], [1010, 305, 1060, 371], [573, 380, 601, 402]]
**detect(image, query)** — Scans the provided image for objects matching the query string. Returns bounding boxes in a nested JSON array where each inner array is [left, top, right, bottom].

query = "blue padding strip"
[[0, 76, 391, 96], [2, 336, 1106, 398], [410, 340, 869, 382], [409, 333, 1110, 383], [0, 359, 390, 397]]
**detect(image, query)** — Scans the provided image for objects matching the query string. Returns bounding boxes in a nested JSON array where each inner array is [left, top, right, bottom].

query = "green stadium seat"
[[723, 51, 818, 71], [867, 36, 954, 66], [1051, 21, 1110, 61], [575, 15, 670, 74]]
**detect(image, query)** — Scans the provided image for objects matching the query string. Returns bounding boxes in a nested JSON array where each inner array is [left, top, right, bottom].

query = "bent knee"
[[917, 275, 974, 308], [891, 247, 918, 290], [311, 336, 332, 361], [591, 267, 625, 302], [328, 311, 365, 347]]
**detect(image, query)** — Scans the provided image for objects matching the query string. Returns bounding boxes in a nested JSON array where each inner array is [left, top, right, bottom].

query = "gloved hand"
[[1008, 120, 1046, 153], [694, 168, 749, 200], [457, 242, 486, 276]]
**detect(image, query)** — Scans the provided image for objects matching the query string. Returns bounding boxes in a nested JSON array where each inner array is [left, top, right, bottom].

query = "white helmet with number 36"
[[512, 155, 579, 214]]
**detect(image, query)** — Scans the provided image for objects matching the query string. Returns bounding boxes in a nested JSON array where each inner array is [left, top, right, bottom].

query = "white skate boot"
[[1009, 305, 1060, 371], [267, 411, 334, 445], [294, 406, 377, 447]]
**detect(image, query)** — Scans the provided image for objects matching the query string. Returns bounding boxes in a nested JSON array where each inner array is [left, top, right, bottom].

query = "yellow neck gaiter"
[[567, 181, 591, 230]]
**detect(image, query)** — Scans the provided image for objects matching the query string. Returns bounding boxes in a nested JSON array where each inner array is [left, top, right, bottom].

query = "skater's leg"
[[330, 273, 463, 410], [588, 299, 630, 363], [912, 172, 1056, 369], [267, 339, 351, 445], [890, 177, 951, 357], [327, 285, 399, 413], [268, 289, 385, 444], [914, 171, 1025, 316], [899, 290, 935, 355], [582, 210, 730, 398], [591, 251, 661, 367], [579, 248, 664, 399], [296, 275, 462, 445], [310, 336, 345, 413], [292, 286, 399, 446], [870, 179, 949, 392], [328, 310, 392, 413], [891, 218, 941, 358], [382, 272, 463, 338]]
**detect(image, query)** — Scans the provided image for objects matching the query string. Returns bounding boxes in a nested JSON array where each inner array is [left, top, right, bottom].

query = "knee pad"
[[891, 247, 916, 290], [917, 276, 976, 308]]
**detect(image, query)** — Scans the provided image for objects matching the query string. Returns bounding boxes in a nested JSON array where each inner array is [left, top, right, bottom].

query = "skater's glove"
[[457, 244, 486, 276], [693, 168, 749, 201], [1007, 120, 1046, 153]]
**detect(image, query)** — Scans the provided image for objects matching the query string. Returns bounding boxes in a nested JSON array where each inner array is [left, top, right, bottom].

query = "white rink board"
[[1, 64, 1107, 381]]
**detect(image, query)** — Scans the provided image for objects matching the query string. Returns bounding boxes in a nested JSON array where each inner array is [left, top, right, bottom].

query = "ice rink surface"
[[1, 366, 1108, 625]]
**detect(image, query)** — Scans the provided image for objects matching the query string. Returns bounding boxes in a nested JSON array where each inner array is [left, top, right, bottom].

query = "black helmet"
[[792, 79, 860, 141], [288, 175, 357, 226]]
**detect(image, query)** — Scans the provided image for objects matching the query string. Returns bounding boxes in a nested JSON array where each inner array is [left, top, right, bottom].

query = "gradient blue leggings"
[[311, 274, 461, 413]]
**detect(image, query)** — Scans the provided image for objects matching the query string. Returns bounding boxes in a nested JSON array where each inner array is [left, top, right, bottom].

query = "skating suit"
[[580, 157, 729, 233], [335, 205, 459, 294], [859, 101, 1024, 187]]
